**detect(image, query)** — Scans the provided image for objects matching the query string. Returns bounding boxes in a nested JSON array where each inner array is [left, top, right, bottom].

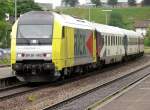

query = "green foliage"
[[128, 0, 136, 6], [62, 0, 79, 7], [0, 57, 10, 65], [108, 0, 118, 7], [108, 12, 125, 28], [145, 26, 150, 46], [27, 94, 37, 102], [58, 7, 150, 30], [0, 0, 42, 48], [17, 0, 42, 16], [91, 0, 101, 7], [0, 21, 11, 48], [144, 46, 150, 53], [144, 38, 150, 46], [146, 26, 150, 39], [0, 0, 13, 20]]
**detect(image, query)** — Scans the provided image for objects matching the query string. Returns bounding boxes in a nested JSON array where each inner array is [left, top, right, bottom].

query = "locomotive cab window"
[[17, 25, 53, 39]]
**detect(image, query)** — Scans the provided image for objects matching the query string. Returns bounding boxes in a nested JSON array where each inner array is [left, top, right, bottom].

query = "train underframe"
[[12, 51, 144, 83], [12, 60, 61, 82]]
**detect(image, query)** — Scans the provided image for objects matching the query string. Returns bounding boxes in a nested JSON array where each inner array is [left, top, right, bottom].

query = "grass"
[[144, 37, 150, 46], [144, 46, 150, 54], [56, 7, 150, 29], [0, 57, 10, 65]]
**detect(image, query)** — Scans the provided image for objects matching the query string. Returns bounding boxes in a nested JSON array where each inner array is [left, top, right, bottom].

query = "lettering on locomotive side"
[[74, 29, 87, 57]]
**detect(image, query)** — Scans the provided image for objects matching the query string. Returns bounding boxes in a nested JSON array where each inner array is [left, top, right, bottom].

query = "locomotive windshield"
[[17, 25, 52, 38]]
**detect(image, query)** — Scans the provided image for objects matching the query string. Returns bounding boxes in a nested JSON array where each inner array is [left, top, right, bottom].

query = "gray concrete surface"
[[98, 74, 150, 110], [0, 67, 14, 79]]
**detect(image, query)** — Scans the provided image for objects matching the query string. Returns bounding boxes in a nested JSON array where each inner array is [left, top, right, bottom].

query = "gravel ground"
[[54, 66, 150, 110], [0, 55, 150, 110]]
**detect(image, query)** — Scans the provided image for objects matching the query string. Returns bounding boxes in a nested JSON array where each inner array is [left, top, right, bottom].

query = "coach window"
[[110, 36, 111, 46], [117, 36, 118, 45], [108, 35, 110, 46], [112, 36, 113, 46], [107, 35, 109, 46], [119, 36, 121, 45], [113, 35, 115, 45], [107, 35, 108, 46], [120, 36, 121, 45], [105, 35, 107, 46], [115, 36, 117, 45], [116, 36, 118, 45], [107, 36, 109, 46], [110, 36, 112, 46], [118, 36, 120, 45], [118, 36, 119, 45]]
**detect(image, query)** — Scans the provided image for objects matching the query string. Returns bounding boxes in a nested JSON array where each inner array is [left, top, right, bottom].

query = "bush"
[[144, 37, 150, 46]]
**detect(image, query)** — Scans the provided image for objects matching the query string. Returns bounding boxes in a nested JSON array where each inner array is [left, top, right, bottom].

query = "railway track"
[[0, 83, 34, 100], [0, 60, 132, 100], [0, 56, 150, 110], [44, 65, 150, 110], [0, 65, 10, 68]]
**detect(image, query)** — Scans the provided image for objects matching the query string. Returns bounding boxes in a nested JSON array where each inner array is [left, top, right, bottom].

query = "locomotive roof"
[[54, 12, 141, 38], [53, 12, 94, 30], [18, 11, 142, 38], [19, 11, 53, 25]]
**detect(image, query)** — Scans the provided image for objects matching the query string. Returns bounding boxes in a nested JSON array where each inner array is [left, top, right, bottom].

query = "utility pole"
[[15, 0, 17, 21], [88, 3, 96, 21], [102, 10, 112, 25]]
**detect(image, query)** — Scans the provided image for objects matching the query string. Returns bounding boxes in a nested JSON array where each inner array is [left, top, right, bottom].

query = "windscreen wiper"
[[18, 29, 30, 45]]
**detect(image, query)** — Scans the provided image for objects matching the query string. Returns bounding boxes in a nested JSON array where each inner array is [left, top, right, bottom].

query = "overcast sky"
[[34, 0, 143, 8]]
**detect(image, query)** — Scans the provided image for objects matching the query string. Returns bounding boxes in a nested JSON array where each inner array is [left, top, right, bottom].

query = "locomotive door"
[[64, 27, 74, 67], [123, 35, 128, 56]]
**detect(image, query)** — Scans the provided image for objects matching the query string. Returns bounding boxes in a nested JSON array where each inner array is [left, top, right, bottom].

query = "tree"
[[109, 12, 125, 28], [0, 21, 11, 48], [108, 0, 118, 7], [62, 0, 79, 7], [0, 0, 13, 20], [0, 0, 13, 48], [143, 0, 150, 6], [0, 0, 42, 48], [128, 0, 136, 6], [91, 0, 101, 7], [17, 0, 42, 16], [146, 26, 150, 39]]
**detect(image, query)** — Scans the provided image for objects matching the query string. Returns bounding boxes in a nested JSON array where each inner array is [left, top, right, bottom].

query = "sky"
[[34, 0, 143, 8]]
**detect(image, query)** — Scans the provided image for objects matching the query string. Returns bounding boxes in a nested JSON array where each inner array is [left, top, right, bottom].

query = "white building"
[[135, 20, 150, 36]]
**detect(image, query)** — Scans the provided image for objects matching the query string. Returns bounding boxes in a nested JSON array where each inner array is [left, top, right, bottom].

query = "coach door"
[[138, 37, 140, 53], [96, 30, 104, 58], [123, 35, 128, 56]]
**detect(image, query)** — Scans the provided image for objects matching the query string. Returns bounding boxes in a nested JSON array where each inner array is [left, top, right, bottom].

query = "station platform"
[[97, 75, 150, 110], [0, 67, 14, 79]]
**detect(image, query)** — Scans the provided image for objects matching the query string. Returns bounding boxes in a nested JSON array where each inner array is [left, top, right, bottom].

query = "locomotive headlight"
[[17, 53, 25, 57], [43, 53, 51, 58], [46, 53, 51, 58], [17, 53, 22, 57]]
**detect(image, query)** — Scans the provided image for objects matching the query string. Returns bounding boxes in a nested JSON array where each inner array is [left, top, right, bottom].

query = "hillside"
[[57, 7, 150, 29]]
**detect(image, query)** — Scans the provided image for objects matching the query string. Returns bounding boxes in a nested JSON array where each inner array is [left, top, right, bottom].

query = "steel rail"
[[43, 65, 150, 110]]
